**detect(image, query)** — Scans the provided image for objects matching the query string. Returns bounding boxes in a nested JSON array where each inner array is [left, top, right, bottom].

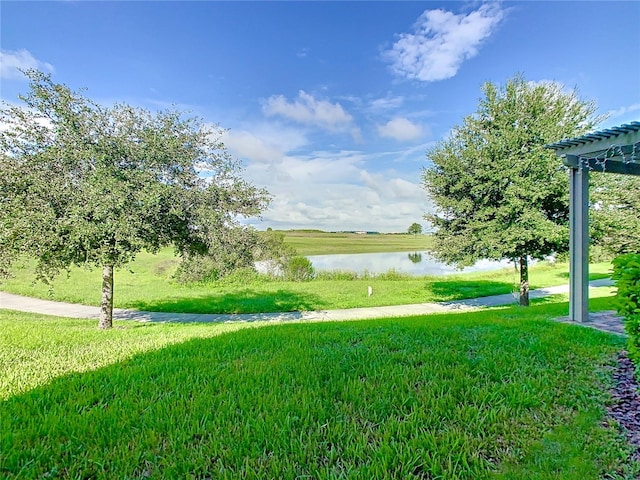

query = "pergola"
[[547, 121, 640, 323]]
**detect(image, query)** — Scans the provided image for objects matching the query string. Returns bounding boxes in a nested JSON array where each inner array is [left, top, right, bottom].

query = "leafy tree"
[[422, 74, 600, 305], [408, 222, 423, 236], [172, 226, 263, 284], [283, 256, 315, 281], [0, 70, 270, 328], [591, 174, 640, 255]]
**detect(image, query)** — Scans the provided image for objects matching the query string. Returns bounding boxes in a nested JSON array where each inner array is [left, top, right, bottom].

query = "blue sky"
[[2, 1, 639, 232]]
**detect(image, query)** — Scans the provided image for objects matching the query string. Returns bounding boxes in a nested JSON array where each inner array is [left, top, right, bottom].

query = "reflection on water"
[[306, 252, 511, 276], [407, 252, 422, 264]]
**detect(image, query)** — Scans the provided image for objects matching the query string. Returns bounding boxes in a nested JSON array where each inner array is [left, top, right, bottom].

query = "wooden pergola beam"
[[563, 155, 640, 176], [547, 121, 640, 323]]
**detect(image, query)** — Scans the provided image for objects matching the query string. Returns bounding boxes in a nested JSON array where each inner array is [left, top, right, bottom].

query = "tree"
[[0, 70, 270, 328], [591, 174, 640, 255], [422, 74, 600, 306], [408, 222, 423, 236]]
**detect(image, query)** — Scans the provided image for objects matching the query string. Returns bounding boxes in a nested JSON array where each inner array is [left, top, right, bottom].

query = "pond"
[[305, 252, 512, 276]]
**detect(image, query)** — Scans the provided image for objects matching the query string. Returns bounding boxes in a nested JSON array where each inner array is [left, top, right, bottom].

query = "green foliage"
[[172, 228, 297, 285], [0, 70, 269, 327], [612, 253, 640, 365], [591, 175, 640, 255], [314, 269, 361, 281], [422, 74, 601, 304], [173, 226, 261, 284], [422, 74, 600, 268], [1, 305, 634, 478], [408, 222, 423, 236], [283, 255, 315, 281]]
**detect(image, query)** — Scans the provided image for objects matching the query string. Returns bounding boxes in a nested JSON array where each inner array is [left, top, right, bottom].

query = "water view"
[[306, 252, 512, 276]]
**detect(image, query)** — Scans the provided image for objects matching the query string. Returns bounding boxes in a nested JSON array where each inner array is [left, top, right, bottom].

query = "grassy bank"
[[281, 230, 433, 255], [1, 297, 636, 479], [0, 248, 612, 314]]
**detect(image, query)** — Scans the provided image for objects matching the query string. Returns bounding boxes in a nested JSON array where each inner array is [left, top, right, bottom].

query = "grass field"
[[1, 296, 637, 479], [280, 230, 433, 255], [0, 247, 613, 314]]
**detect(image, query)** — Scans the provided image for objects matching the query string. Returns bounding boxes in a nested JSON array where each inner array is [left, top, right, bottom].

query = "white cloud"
[[221, 117, 433, 232], [377, 117, 423, 141], [607, 103, 640, 121], [223, 130, 284, 164], [262, 90, 355, 132], [0, 49, 54, 80], [369, 95, 405, 112], [382, 3, 505, 82], [240, 137, 431, 232], [222, 124, 308, 164]]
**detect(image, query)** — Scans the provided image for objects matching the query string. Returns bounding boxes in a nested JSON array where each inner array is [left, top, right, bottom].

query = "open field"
[[1, 296, 636, 479], [0, 249, 613, 314], [280, 230, 433, 255]]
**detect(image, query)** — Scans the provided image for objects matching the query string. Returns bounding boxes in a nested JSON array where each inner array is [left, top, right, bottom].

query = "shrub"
[[216, 267, 265, 287], [283, 256, 315, 282], [376, 268, 412, 281], [315, 270, 360, 281], [173, 249, 255, 284], [612, 253, 640, 365]]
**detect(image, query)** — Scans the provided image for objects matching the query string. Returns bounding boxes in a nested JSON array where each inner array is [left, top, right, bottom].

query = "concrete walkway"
[[0, 279, 623, 334]]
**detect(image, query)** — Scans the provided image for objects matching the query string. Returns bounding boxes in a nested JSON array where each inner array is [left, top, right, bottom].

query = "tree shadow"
[[3, 313, 624, 478], [129, 287, 324, 315], [429, 279, 513, 301], [553, 271, 610, 281]]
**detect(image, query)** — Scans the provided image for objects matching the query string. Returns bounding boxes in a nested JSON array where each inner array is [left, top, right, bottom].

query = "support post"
[[567, 155, 589, 322]]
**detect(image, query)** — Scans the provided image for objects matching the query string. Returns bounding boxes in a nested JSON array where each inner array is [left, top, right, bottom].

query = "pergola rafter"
[[547, 121, 640, 323]]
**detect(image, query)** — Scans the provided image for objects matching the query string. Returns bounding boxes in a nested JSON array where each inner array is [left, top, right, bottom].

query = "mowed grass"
[[0, 248, 613, 314], [281, 230, 433, 255], [1, 297, 637, 479]]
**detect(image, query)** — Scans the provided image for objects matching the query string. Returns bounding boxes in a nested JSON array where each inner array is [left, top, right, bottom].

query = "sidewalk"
[[0, 279, 622, 334]]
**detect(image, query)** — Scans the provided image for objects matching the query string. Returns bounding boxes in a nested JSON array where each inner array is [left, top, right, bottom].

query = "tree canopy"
[[408, 223, 423, 236], [591, 174, 640, 255], [422, 74, 600, 305], [0, 70, 270, 328]]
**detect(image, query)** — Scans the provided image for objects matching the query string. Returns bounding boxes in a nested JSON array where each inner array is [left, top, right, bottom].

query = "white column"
[[567, 155, 589, 322]]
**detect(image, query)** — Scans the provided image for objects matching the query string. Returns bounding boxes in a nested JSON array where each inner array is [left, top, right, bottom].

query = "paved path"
[[555, 310, 627, 336], [0, 279, 624, 334]]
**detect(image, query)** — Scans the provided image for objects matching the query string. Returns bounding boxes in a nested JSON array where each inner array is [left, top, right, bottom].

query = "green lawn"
[[0, 248, 613, 314], [1, 296, 637, 479], [281, 230, 433, 255]]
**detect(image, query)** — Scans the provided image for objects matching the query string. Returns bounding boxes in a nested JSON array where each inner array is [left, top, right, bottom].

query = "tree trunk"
[[99, 264, 114, 329], [519, 256, 529, 307]]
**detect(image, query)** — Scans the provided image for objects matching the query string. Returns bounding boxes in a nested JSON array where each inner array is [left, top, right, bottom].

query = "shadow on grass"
[[1, 309, 629, 479], [554, 271, 611, 281], [129, 287, 325, 314], [429, 279, 513, 301]]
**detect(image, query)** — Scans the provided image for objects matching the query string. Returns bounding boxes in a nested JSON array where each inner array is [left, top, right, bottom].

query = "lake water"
[[305, 252, 512, 276]]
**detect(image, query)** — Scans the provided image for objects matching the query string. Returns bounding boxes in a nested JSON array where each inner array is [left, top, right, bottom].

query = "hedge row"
[[612, 253, 640, 365]]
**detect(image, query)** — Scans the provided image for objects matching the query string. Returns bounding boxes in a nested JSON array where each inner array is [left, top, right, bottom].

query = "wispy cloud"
[[369, 95, 405, 112], [262, 90, 354, 132], [607, 103, 640, 120], [246, 153, 431, 232], [227, 124, 431, 232], [382, 3, 505, 82], [377, 117, 424, 142], [0, 49, 54, 80], [222, 124, 308, 164]]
